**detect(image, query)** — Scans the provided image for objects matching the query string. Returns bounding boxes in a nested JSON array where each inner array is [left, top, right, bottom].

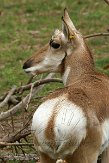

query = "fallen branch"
[[0, 78, 62, 107], [17, 78, 62, 93], [0, 94, 7, 102], [0, 95, 30, 121], [0, 142, 33, 147], [0, 86, 16, 108], [0, 73, 56, 121], [0, 128, 31, 148], [0, 154, 38, 161], [85, 32, 109, 39], [0, 111, 33, 148]]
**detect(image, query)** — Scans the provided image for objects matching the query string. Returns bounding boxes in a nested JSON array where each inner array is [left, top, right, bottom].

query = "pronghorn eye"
[[50, 41, 60, 49]]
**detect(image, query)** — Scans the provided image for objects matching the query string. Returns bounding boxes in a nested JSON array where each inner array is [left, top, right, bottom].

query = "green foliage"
[[0, 0, 109, 94]]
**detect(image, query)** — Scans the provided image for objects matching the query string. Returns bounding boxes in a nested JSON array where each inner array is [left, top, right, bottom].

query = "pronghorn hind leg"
[[101, 146, 109, 163], [65, 144, 99, 163], [39, 151, 56, 163]]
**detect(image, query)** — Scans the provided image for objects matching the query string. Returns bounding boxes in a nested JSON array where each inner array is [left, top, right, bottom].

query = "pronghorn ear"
[[63, 8, 77, 32], [62, 8, 77, 40], [62, 16, 70, 40]]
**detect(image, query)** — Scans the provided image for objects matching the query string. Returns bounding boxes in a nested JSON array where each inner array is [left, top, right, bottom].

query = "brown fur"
[[25, 44, 49, 67], [23, 9, 109, 163], [45, 109, 57, 149], [46, 73, 109, 122], [101, 147, 109, 163]]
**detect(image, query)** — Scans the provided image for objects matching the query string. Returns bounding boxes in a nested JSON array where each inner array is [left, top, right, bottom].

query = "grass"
[[0, 0, 109, 162], [0, 0, 109, 93]]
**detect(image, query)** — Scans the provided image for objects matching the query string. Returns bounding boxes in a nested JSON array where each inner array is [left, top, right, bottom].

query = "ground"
[[0, 0, 109, 162]]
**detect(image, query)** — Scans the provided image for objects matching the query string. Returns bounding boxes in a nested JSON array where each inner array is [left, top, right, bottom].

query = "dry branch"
[[0, 142, 33, 147], [0, 128, 31, 148], [0, 111, 33, 148], [0, 86, 16, 108], [0, 73, 62, 121], [85, 32, 109, 39], [0, 154, 38, 161], [0, 95, 30, 121], [0, 94, 7, 102], [17, 78, 62, 93]]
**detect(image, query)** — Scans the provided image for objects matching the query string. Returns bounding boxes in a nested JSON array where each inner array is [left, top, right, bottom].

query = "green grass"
[[0, 0, 109, 94], [0, 1, 109, 162]]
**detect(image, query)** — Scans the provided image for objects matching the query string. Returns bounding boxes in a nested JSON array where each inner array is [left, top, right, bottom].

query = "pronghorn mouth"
[[24, 68, 38, 76], [24, 67, 46, 76]]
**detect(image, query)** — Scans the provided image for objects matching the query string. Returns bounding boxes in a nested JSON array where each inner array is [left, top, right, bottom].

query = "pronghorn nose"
[[23, 60, 32, 70]]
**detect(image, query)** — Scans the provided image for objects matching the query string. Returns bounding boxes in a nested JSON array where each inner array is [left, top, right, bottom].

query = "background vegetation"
[[0, 0, 109, 162], [0, 0, 109, 93]]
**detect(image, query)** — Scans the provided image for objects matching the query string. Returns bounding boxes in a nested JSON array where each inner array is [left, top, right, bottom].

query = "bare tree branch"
[[17, 78, 62, 93], [0, 95, 30, 121], [0, 86, 17, 108], [0, 94, 7, 102], [85, 32, 109, 39], [27, 75, 34, 84], [0, 128, 31, 147], [0, 154, 38, 161], [0, 73, 56, 121], [0, 115, 32, 148], [0, 142, 33, 147]]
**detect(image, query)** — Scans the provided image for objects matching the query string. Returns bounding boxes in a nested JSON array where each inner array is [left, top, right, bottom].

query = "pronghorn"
[[23, 9, 109, 163]]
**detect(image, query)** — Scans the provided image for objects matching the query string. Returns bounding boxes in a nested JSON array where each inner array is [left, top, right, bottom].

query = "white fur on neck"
[[62, 66, 70, 85]]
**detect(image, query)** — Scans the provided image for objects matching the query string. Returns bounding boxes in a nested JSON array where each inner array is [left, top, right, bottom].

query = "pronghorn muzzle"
[[23, 58, 35, 73]]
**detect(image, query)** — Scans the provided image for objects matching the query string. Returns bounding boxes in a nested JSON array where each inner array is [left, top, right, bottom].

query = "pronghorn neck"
[[62, 43, 94, 86]]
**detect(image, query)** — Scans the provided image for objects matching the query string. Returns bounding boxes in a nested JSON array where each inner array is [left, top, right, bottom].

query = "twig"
[[0, 112, 33, 148], [27, 75, 34, 84], [0, 154, 38, 161], [0, 74, 58, 121], [25, 82, 35, 110], [10, 113, 15, 132], [17, 78, 62, 94], [0, 95, 30, 121], [0, 78, 62, 102], [0, 124, 5, 133], [14, 112, 32, 138], [8, 96, 20, 105], [17, 145, 26, 156], [0, 93, 7, 102], [14, 145, 19, 155], [85, 32, 109, 39], [0, 142, 33, 146], [0, 128, 31, 148], [0, 86, 17, 108]]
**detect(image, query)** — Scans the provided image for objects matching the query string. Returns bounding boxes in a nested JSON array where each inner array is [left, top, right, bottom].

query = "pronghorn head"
[[23, 9, 85, 76]]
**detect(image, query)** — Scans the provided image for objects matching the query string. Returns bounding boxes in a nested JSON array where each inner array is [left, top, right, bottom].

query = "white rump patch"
[[31, 95, 87, 159]]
